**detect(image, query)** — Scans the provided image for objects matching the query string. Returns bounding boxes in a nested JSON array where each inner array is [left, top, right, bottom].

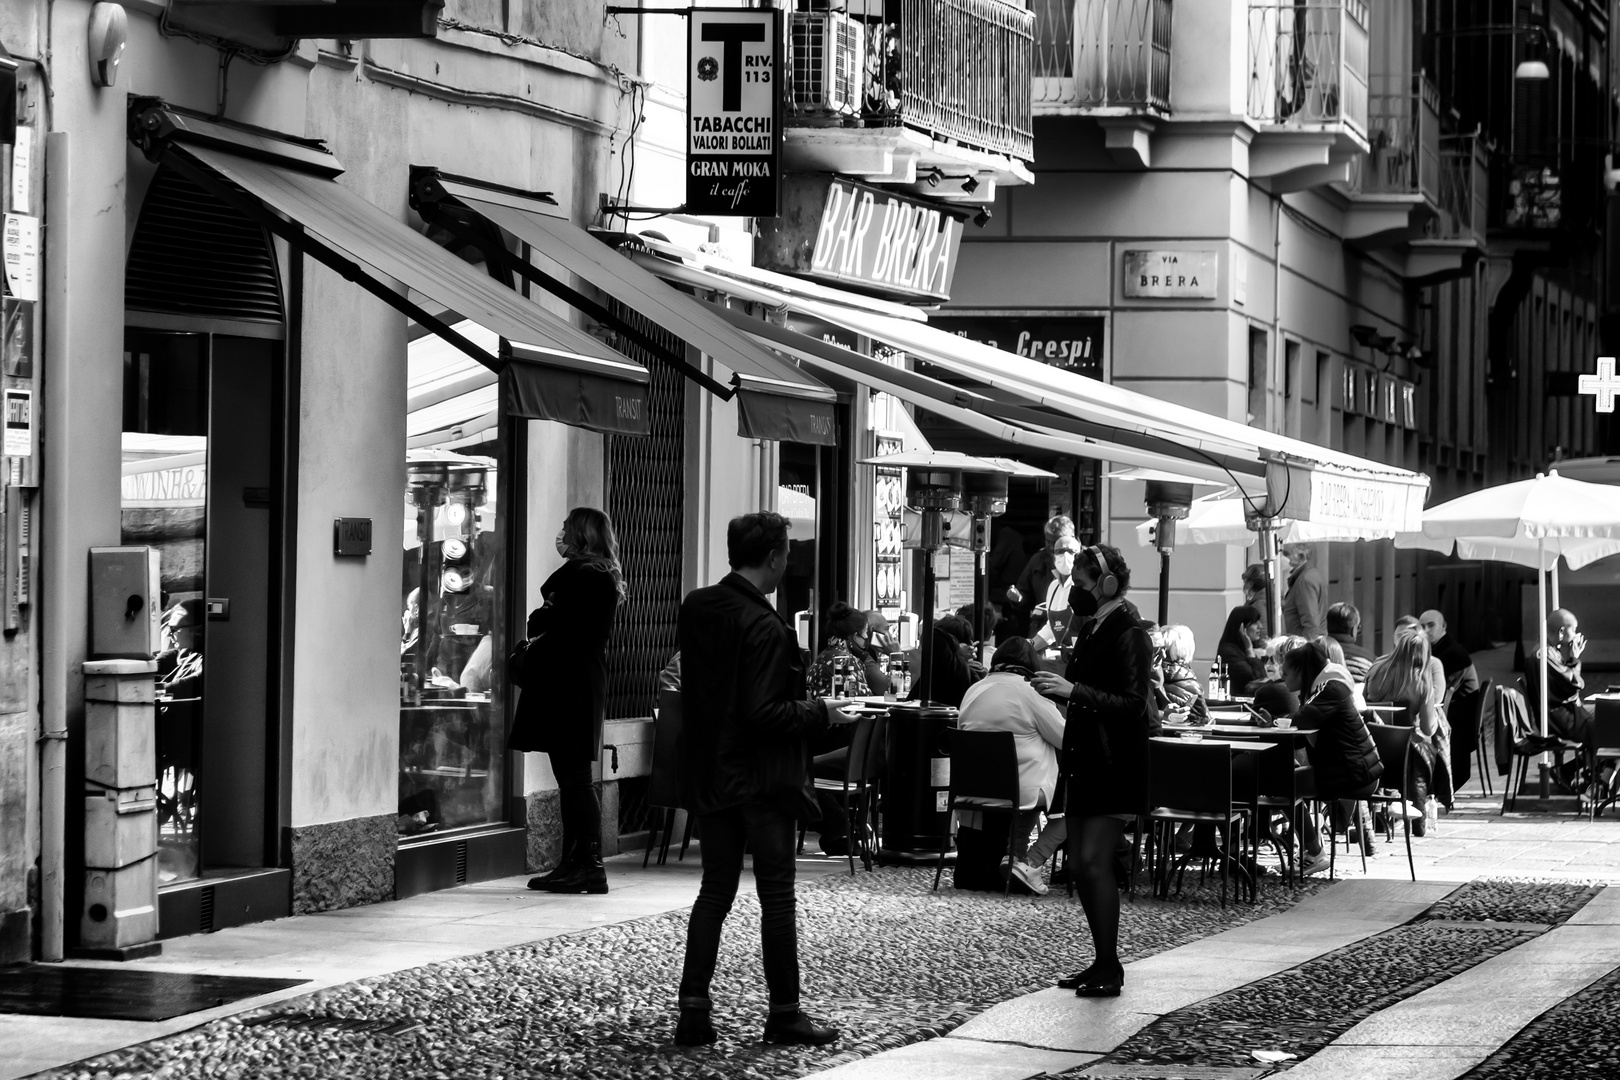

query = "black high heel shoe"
[[1057, 962, 1098, 990], [1074, 960, 1124, 998]]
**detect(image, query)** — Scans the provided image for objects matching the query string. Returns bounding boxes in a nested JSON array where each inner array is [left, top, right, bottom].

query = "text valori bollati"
[[757, 175, 965, 302]]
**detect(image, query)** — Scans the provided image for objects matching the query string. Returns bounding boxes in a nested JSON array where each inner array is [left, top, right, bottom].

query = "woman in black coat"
[[1216, 605, 1269, 695], [1284, 639, 1383, 861], [1031, 544, 1158, 998], [510, 506, 624, 894]]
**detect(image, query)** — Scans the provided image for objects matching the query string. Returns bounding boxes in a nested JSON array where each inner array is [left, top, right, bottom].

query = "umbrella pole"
[[1264, 527, 1283, 638], [1551, 561, 1561, 610], [1158, 549, 1171, 627], [1539, 538, 1551, 798]]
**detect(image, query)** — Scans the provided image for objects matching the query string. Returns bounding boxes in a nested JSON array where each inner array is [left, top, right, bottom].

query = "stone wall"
[[285, 814, 395, 914]]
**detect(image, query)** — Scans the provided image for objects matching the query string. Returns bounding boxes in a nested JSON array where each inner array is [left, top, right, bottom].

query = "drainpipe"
[[39, 129, 67, 963]]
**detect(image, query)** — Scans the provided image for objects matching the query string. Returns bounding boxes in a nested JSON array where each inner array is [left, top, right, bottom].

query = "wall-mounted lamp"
[[88, 3, 128, 88], [961, 176, 979, 195], [973, 207, 992, 228], [1515, 30, 1551, 80], [1350, 324, 1383, 349]]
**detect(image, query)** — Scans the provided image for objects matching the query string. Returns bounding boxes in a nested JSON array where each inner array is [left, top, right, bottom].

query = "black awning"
[[161, 136, 650, 438], [412, 171, 839, 445], [503, 342, 650, 437]]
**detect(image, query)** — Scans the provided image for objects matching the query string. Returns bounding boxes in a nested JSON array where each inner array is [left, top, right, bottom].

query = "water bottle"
[[884, 654, 900, 702], [1207, 659, 1221, 702], [831, 654, 846, 699]]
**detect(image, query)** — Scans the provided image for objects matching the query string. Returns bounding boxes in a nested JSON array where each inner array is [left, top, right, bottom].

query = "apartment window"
[[1247, 327, 1268, 428]]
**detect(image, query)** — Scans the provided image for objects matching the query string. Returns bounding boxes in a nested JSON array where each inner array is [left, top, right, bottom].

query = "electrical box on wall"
[[89, 547, 161, 659]]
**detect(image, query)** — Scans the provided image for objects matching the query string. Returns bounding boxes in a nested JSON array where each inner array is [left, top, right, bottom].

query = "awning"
[[766, 293, 1430, 532], [135, 105, 650, 438], [410, 171, 838, 445]]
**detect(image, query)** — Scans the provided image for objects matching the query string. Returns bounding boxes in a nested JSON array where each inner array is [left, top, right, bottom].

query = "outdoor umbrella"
[[1393, 470, 1620, 744]]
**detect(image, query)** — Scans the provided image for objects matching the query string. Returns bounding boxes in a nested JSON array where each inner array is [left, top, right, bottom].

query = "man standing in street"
[[672, 511, 860, 1048], [1281, 543, 1327, 640], [1419, 609, 1480, 700]]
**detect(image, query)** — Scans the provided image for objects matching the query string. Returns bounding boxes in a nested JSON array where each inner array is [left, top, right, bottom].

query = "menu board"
[[873, 433, 905, 609]]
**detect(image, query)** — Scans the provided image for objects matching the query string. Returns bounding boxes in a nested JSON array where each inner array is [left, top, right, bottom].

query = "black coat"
[[1216, 640, 1268, 696], [1295, 680, 1383, 797], [507, 560, 620, 760], [677, 573, 830, 820], [1062, 603, 1161, 815]]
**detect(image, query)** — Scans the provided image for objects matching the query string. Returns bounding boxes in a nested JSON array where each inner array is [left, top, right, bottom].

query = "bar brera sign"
[[756, 175, 965, 303]]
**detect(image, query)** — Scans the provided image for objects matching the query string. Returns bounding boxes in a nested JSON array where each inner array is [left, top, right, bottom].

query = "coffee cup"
[[1275, 717, 1294, 729]]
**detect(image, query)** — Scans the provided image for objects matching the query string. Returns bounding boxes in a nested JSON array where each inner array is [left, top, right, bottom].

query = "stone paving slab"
[[929, 880, 1456, 1058], [808, 1036, 1098, 1080]]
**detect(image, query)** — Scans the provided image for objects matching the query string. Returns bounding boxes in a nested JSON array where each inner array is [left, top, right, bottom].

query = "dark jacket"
[[1432, 633, 1480, 697], [507, 560, 619, 760], [677, 573, 831, 819], [1294, 680, 1382, 797], [1159, 660, 1210, 723], [1062, 603, 1161, 815], [1014, 549, 1059, 624], [914, 623, 982, 707], [1331, 634, 1375, 682], [1216, 641, 1268, 696], [1283, 562, 1327, 639]]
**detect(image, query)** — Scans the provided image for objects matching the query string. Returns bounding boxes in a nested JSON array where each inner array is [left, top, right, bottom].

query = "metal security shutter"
[[126, 165, 284, 325], [604, 302, 686, 720]]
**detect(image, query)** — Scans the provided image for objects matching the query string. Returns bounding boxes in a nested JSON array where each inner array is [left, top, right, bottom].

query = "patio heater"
[[1145, 480, 1193, 627], [961, 470, 1008, 657], [905, 465, 964, 705]]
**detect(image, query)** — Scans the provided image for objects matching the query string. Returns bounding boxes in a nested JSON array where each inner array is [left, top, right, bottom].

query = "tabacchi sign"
[[687, 9, 781, 218]]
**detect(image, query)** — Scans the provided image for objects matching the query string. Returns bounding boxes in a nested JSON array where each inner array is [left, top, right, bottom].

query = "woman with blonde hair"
[[510, 506, 625, 893], [1363, 627, 1453, 833]]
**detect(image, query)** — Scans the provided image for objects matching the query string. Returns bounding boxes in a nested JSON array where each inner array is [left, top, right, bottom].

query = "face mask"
[[1070, 584, 1100, 618]]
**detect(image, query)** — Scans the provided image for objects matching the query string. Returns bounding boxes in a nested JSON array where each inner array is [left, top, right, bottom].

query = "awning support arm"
[[418, 203, 734, 400], [165, 149, 502, 373]]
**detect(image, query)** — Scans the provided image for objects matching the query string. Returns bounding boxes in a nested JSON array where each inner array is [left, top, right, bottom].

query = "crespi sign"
[[1265, 459, 1428, 537], [755, 174, 965, 302], [687, 9, 781, 217]]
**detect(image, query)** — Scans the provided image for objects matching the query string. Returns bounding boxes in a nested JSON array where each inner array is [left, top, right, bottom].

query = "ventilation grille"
[[604, 303, 686, 721], [453, 841, 468, 885], [126, 166, 284, 325], [198, 885, 216, 934]]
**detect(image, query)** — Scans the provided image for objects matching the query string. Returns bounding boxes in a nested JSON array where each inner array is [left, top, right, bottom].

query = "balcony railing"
[[1431, 131, 1488, 241], [1346, 74, 1441, 201], [784, 0, 1035, 166], [1247, 0, 1368, 138], [1031, 0, 1173, 114]]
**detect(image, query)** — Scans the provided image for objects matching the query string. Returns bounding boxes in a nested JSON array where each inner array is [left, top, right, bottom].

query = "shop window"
[[399, 320, 508, 837]]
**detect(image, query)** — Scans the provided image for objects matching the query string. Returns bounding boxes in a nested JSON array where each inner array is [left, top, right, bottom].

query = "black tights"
[[1067, 815, 1128, 969], [549, 752, 601, 856]]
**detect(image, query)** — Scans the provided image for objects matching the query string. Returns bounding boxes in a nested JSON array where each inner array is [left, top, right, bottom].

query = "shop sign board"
[[930, 315, 1103, 378], [687, 9, 781, 218], [3, 389, 29, 457], [1266, 460, 1427, 536], [333, 517, 373, 557], [1122, 248, 1218, 300], [756, 174, 965, 302], [2, 214, 39, 303]]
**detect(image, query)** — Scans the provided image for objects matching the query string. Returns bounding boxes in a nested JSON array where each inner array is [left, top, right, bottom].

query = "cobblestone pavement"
[[29, 867, 1315, 1080]]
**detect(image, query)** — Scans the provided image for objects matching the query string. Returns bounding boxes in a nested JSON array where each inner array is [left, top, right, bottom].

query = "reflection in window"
[[399, 321, 507, 837]]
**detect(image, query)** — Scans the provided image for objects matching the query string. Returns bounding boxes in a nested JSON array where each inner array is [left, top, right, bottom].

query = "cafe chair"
[[1498, 680, 1586, 815], [1241, 732, 1309, 890], [1148, 739, 1249, 908], [803, 714, 886, 875], [645, 688, 693, 868], [1364, 725, 1418, 882], [1446, 680, 1493, 795], [932, 729, 1023, 895], [1586, 698, 1620, 820]]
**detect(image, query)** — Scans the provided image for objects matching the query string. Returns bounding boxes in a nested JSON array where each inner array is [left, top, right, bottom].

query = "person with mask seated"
[[958, 637, 1067, 895]]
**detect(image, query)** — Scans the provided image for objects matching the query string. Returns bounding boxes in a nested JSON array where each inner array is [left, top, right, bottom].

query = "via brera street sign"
[[687, 9, 781, 218]]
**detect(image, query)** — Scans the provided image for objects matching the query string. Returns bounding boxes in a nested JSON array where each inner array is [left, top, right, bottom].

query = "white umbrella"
[[1398, 470, 1620, 742]]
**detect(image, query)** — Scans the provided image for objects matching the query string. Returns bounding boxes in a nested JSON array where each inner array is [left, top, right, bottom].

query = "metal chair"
[[645, 688, 693, 867], [932, 728, 1023, 895], [1499, 680, 1586, 814], [1364, 725, 1417, 882], [1148, 739, 1248, 908], [1240, 732, 1309, 890], [1445, 679, 1492, 795], [1587, 698, 1620, 819], [807, 714, 886, 874]]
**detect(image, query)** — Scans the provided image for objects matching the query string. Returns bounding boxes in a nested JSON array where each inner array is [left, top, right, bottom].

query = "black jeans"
[[678, 802, 801, 1012], [548, 752, 600, 856]]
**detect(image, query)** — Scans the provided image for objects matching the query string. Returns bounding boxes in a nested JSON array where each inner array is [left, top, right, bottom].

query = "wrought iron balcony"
[[1031, 0, 1173, 115], [1346, 75, 1441, 203], [783, 0, 1035, 194], [1432, 131, 1488, 242], [1247, 0, 1368, 139]]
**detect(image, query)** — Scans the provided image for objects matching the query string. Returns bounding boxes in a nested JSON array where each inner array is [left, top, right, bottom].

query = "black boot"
[[673, 1000, 717, 1047], [526, 839, 577, 890], [762, 1010, 839, 1046], [535, 838, 608, 894]]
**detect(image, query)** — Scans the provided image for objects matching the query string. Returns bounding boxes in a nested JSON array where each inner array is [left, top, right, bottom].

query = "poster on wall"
[[872, 433, 906, 611], [687, 9, 781, 217]]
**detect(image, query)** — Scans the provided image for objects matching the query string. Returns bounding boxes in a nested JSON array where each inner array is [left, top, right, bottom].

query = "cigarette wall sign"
[[687, 9, 782, 218]]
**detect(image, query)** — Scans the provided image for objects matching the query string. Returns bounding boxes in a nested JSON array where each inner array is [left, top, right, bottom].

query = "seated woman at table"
[[1158, 624, 1209, 724], [1285, 640, 1383, 863], [807, 601, 890, 699], [919, 614, 985, 707], [1216, 606, 1269, 696], [1362, 628, 1452, 833], [959, 637, 1068, 895]]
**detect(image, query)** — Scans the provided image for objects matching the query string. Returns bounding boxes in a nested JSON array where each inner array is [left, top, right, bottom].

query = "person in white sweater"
[[958, 637, 1068, 894]]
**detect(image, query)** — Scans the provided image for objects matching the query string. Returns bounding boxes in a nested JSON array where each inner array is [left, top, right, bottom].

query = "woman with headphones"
[[1031, 544, 1159, 998]]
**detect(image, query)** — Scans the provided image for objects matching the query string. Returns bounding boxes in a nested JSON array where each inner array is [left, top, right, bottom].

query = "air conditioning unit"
[[789, 12, 864, 117]]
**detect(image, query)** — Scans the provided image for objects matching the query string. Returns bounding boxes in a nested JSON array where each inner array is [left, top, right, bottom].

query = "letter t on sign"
[[1578, 356, 1620, 413], [702, 23, 766, 111]]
